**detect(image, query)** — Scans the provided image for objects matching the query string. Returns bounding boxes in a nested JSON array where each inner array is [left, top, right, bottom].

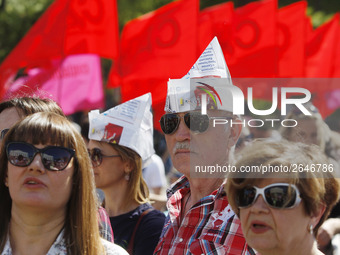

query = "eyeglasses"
[[0, 128, 9, 140], [88, 148, 120, 167], [160, 112, 230, 135], [236, 183, 302, 209], [6, 142, 75, 171]]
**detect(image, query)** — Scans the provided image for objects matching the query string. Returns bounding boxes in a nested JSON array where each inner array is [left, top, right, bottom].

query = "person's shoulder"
[[147, 208, 166, 219], [142, 203, 165, 216], [101, 238, 129, 255], [140, 205, 166, 225]]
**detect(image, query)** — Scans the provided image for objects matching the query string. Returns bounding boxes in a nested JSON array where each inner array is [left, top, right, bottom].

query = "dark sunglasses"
[[0, 128, 9, 140], [160, 112, 229, 135], [88, 148, 120, 167], [6, 142, 75, 171], [236, 183, 301, 209]]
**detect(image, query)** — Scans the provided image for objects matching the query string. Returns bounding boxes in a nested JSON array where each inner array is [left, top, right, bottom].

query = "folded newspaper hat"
[[88, 93, 155, 162], [165, 37, 241, 113]]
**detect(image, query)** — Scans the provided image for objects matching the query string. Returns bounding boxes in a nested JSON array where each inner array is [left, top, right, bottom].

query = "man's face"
[[164, 110, 241, 176]]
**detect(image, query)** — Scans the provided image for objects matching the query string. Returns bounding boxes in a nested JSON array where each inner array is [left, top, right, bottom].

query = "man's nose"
[[174, 117, 190, 141]]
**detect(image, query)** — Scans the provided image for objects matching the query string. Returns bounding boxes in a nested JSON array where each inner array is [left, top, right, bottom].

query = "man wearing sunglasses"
[[154, 38, 255, 254]]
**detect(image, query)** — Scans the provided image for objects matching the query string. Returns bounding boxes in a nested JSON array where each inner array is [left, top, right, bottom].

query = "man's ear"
[[228, 118, 242, 147]]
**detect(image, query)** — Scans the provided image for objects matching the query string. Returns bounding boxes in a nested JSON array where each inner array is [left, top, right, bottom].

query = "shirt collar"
[[167, 175, 227, 200], [3, 229, 66, 255]]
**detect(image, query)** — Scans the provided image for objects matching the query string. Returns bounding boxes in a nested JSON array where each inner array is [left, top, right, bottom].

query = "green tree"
[[0, 0, 53, 62]]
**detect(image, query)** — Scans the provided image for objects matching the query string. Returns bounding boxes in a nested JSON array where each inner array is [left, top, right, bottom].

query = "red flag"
[[305, 14, 340, 77], [6, 54, 104, 115], [4, 0, 118, 67], [152, 100, 166, 131], [332, 21, 340, 77], [305, 16, 314, 39], [199, 2, 234, 57], [109, 0, 199, 89], [227, 0, 278, 78], [108, 0, 199, 131], [277, 1, 307, 77], [0, 0, 119, 97]]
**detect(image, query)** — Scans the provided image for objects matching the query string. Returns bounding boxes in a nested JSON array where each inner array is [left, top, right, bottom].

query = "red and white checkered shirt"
[[154, 176, 256, 255]]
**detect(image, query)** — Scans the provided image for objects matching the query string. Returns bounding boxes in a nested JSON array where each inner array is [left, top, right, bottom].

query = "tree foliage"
[[0, 0, 53, 62]]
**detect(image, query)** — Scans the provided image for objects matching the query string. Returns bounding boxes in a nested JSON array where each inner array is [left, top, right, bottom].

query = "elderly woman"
[[0, 112, 127, 254], [225, 139, 340, 255], [87, 93, 165, 255]]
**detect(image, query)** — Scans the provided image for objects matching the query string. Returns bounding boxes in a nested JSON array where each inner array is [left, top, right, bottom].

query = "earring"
[[4, 181, 8, 187], [309, 224, 313, 235], [125, 173, 130, 181]]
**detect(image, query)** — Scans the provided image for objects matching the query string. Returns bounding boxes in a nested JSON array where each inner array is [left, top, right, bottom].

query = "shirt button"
[[179, 238, 183, 242]]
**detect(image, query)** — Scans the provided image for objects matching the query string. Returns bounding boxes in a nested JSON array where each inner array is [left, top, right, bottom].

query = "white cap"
[[88, 93, 155, 163], [165, 37, 241, 113]]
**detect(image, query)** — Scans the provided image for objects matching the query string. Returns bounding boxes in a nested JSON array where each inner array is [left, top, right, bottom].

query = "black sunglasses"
[[88, 148, 120, 167], [6, 142, 75, 171], [236, 183, 302, 209], [160, 112, 229, 135]]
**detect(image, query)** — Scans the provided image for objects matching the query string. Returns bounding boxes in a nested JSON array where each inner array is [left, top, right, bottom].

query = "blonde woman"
[[88, 93, 165, 255]]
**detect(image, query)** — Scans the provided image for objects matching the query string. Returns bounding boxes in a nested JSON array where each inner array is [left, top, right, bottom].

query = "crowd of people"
[[1, 38, 340, 255]]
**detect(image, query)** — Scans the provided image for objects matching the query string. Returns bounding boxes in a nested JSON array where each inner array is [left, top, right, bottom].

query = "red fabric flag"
[[108, 0, 199, 89], [277, 1, 307, 77], [108, 0, 199, 131], [6, 54, 104, 115], [305, 14, 340, 78], [332, 21, 340, 77], [305, 16, 314, 39], [199, 2, 234, 58], [0, 0, 119, 97], [227, 0, 278, 78]]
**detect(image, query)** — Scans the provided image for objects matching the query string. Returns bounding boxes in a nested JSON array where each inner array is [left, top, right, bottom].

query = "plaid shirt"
[[98, 206, 114, 242], [154, 176, 256, 255]]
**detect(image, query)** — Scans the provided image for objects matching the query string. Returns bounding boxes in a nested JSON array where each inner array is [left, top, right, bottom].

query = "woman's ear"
[[124, 161, 132, 174], [311, 203, 326, 228], [4, 174, 8, 187]]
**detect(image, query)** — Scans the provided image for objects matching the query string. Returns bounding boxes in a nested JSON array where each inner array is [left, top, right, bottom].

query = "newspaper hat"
[[165, 37, 241, 113], [88, 93, 154, 162]]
